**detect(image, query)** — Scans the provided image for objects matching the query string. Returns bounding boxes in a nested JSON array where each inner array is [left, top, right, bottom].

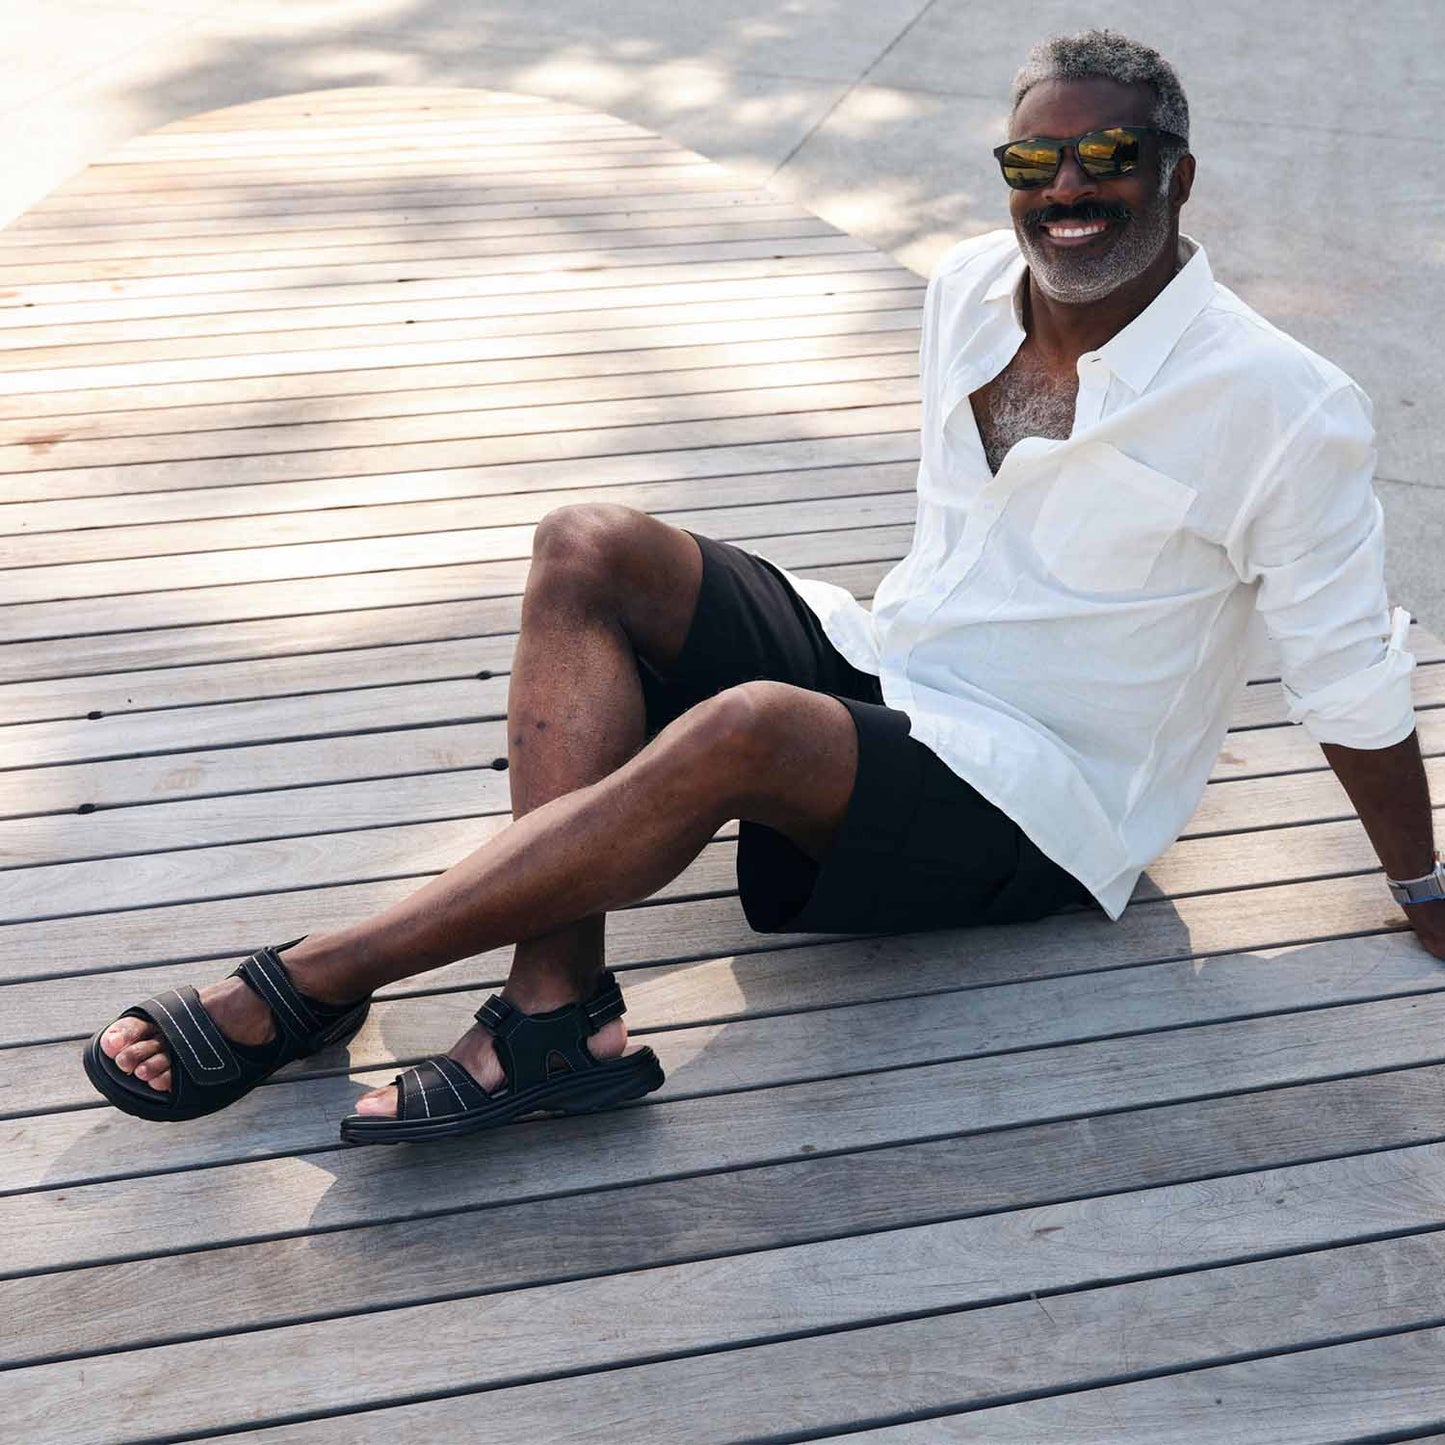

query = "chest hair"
[[970, 349, 1078, 475]]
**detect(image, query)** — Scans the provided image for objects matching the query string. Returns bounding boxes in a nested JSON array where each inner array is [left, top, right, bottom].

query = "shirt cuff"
[[1282, 604, 1418, 748]]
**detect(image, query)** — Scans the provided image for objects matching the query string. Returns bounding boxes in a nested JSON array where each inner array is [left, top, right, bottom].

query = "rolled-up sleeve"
[[1229, 382, 1416, 749]]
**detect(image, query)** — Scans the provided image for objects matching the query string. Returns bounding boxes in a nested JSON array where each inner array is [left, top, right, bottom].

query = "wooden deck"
[[3, 86, 1445, 1443]]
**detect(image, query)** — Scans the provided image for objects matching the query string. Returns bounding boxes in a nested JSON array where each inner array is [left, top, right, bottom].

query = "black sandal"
[[82, 939, 372, 1123], [338, 968, 663, 1146]]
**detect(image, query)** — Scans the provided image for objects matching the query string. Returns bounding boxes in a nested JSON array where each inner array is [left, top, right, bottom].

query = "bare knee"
[[528, 503, 648, 609], [681, 682, 828, 801], [673, 682, 858, 852]]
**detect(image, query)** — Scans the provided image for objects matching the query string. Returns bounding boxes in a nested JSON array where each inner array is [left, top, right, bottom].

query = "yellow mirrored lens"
[[1002, 140, 1060, 186], [1077, 128, 1140, 176]]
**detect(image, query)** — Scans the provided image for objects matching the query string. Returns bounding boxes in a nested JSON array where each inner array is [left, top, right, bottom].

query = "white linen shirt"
[[767, 228, 1417, 921]]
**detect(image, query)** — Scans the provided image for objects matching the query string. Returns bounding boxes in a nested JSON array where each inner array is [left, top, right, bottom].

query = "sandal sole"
[[338, 1047, 664, 1145], [81, 999, 371, 1123]]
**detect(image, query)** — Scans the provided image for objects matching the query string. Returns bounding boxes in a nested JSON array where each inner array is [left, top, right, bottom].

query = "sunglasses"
[[993, 125, 1185, 190]]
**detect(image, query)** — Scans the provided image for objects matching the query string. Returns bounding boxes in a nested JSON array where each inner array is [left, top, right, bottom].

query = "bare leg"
[[99, 507, 858, 1114]]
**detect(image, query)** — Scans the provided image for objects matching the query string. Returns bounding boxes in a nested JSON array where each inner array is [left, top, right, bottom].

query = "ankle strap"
[[472, 970, 626, 1039]]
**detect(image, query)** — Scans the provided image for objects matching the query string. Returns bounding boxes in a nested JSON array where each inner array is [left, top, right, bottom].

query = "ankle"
[[501, 967, 604, 1015], [275, 936, 370, 1007]]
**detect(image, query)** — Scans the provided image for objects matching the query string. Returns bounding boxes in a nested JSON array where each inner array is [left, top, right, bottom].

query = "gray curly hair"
[[1011, 29, 1191, 184]]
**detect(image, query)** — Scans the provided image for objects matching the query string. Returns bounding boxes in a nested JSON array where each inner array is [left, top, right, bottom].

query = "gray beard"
[[1014, 189, 1174, 305]]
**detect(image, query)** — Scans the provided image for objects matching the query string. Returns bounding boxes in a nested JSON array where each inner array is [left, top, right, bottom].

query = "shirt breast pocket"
[[1030, 442, 1197, 593]]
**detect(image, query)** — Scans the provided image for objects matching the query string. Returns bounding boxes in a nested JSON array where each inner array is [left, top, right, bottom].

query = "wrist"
[[1387, 851, 1445, 905]]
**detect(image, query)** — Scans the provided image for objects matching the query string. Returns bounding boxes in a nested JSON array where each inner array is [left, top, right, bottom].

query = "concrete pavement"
[[4, 0, 1441, 623]]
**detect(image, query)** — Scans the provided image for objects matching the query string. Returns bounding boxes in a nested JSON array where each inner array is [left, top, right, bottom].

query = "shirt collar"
[[981, 232, 1215, 394]]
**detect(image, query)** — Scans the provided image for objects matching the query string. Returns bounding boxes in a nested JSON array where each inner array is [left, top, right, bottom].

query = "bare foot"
[[352, 991, 628, 1117], [98, 956, 361, 1095]]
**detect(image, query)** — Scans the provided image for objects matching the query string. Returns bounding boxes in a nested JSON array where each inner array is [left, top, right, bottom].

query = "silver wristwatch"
[[1387, 851, 1445, 906]]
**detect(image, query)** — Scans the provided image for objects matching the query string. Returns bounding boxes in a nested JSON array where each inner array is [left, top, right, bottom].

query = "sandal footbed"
[[338, 1046, 664, 1145]]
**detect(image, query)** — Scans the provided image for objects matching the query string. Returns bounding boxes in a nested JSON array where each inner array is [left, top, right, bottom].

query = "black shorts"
[[638, 530, 1100, 935]]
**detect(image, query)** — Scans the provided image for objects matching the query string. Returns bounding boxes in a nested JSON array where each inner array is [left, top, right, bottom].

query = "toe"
[[116, 1037, 164, 1073], [145, 1065, 172, 1094], [353, 1084, 398, 1118], [101, 1017, 152, 1059], [132, 1045, 169, 1081]]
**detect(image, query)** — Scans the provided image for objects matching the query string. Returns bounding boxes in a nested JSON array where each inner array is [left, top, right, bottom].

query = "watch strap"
[[1387, 853, 1445, 905]]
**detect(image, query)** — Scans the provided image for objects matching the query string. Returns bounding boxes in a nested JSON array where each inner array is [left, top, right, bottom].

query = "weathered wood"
[[0, 486, 918, 604], [0, 429, 921, 539], [0, 300, 921, 401], [9, 1060, 1442, 1369], [10, 987, 1445, 1276], [0, 190, 800, 260], [0, 257, 903, 370], [0, 401, 920, 506], [8, 82, 1439, 1445], [0, 207, 829, 286], [0, 774, 1424, 925], [828, 1328, 1445, 1443], [0, 341, 917, 453], [0, 228, 866, 319], [0, 557, 890, 687], [9, 924, 1441, 1145], [9, 1167, 1445, 1443], [2, 523, 914, 646]]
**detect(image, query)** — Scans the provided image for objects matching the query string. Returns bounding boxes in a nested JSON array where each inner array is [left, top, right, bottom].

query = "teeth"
[[1046, 222, 1107, 238]]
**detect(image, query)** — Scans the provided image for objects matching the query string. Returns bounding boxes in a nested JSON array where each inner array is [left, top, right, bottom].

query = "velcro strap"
[[584, 970, 626, 1029], [126, 986, 242, 1085], [236, 945, 321, 1047], [473, 994, 514, 1038]]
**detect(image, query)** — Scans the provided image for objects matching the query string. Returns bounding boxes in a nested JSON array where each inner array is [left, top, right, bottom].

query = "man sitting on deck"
[[87, 29, 1445, 1144]]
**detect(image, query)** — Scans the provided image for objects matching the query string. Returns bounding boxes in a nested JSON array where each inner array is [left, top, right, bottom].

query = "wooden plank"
[[0, 216, 844, 304], [0, 328, 917, 437], [0, 772, 1422, 922], [7, 1159, 1445, 1442], [0, 520, 916, 641], [3, 173, 759, 237], [0, 273, 917, 382], [0, 300, 922, 401], [1, 237, 878, 331], [0, 556, 892, 687], [9, 1060, 1442, 1369], [11, 919, 1442, 1134], [0, 204, 821, 280], [2, 648, 1432, 824], [39, 158, 728, 210], [11, 983, 1445, 1275], [52, 147, 717, 200], [0, 489, 917, 605], [10, 740, 1445, 878], [0, 864, 1407, 1040], [8, 454, 919, 570], [4, 639, 1438, 778], [0, 428, 922, 540], [0, 410, 918, 523], [0, 376, 917, 484], [0, 190, 805, 256], [0, 260, 902, 372], [0, 325, 918, 427], [828, 1327, 1445, 1443]]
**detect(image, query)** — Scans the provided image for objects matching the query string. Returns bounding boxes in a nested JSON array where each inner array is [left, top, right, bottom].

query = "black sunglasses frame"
[[992, 125, 1187, 190]]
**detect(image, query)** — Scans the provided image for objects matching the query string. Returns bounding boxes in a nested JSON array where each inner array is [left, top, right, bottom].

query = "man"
[[86, 30, 1444, 1143]]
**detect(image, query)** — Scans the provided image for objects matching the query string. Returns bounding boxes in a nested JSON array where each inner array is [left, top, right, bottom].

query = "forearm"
[[1319, 729, 1435, 879]]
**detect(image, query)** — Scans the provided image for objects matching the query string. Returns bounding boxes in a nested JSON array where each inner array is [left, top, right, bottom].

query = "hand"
[[1402, 898, 1445, 961]]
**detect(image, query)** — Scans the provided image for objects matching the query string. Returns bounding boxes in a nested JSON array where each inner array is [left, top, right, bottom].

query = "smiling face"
[[1007, 76, 1187, 305]]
